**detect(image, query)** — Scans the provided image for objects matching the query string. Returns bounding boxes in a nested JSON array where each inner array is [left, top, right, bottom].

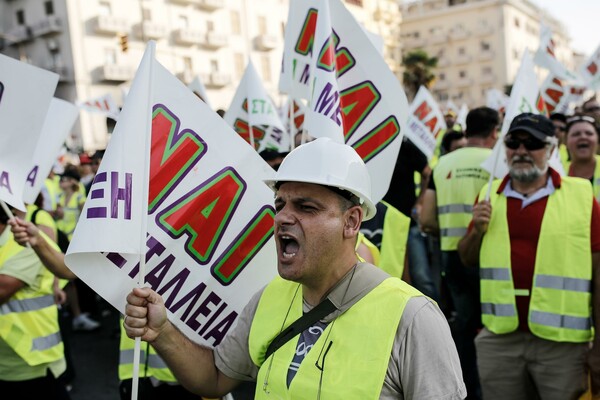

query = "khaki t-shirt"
[[215, 263, 466, 399]]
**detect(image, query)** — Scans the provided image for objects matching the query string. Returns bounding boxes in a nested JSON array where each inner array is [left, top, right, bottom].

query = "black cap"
[[259, 149, 288, 161], [507, 113, 555, 141]]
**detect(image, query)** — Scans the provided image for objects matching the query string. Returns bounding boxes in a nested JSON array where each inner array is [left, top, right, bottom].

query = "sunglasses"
[[567, 115, 596, 125], [504, 136, 547, 151]]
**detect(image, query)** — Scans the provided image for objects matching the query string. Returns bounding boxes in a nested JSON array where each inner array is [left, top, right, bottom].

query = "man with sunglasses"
[[458, 112, 600, 399]]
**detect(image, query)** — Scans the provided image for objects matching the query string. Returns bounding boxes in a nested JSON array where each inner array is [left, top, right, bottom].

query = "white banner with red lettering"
[[540, 72, 586, 115], [225, 60, 285, 150], [78, 93, 120, 120], [65, 43, 277, 347], [405, 86, 446, 159], [533, 25, 579, 81], [579, 43, 600, 90], [0, 54, 58, 211], [23, 98, 79, 204], [299, 0, 409, 203]]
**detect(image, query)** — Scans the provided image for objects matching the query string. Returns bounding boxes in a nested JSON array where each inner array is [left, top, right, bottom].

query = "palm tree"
[[402, 50, 438, 100]]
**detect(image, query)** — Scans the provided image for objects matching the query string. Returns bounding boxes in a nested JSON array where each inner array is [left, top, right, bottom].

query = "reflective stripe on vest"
[[118, 322, 177, 382], [479, 177, 593, 342], [0, 233, 63, 365], [433, 147, 492, 251], [0, 295, 55, 315], [249, 276, 422, 399]]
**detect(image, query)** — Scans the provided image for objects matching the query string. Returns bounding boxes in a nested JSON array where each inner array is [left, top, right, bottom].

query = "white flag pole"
[[289, 95, 295, 150], [131, 40, 156, 400], [484, 144, 502, 201]]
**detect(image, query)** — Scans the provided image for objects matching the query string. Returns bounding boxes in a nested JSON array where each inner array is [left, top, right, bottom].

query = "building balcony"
[[373, 9, 394, 23], [135, 21, 167, 39], [476, 25, 494, 36], [197, 0, 225, 11], [430, 34, 446, 45], [32, 15, 62, 36], [177, 69, 194, 83], [173, 28, 204, 45], [92, 15, 129, 35], [478, 49, 495, 61], [456, 77, 473, 87], [434, 80, 449, 89], [254, 34, 278, 51], [170, 0, 199, 5], [437, 58, 451, 67], [46, 64, 71, 81], [199, 32, 227, 49], [449, 30, 469, 41], [405, 37, 427, 48], [203, 72, 230, 88], [5, 25, 34, 44], [95, 63, 135, 82], [455, 54, 472, 65], [479, 73, 496, 84]]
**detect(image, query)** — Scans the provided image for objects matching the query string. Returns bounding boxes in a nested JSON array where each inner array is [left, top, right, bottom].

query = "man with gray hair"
[[458, 113, 600, 399]]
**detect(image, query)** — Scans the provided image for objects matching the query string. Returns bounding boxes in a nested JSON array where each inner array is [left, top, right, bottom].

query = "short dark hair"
[[465, 107, 499, 139], [441, 130, 465, 154]]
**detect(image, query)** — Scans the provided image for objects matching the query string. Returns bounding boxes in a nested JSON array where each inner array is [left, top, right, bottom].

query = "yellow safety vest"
[[56, 191, 85, 239], [479, 177, 593, 342], [563, 154, 600, 201], [0, 233, 63, 365], [118, 322, 177, 383], [434, 147, 491, 251], [249, 276, 422, 399], [45, 177, 60, 211], [360, 201, 410, 278]]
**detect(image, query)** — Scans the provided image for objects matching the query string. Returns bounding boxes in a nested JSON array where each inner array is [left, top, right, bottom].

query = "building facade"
[[399, 0, 575, 107], [0, 0, 401, 151]]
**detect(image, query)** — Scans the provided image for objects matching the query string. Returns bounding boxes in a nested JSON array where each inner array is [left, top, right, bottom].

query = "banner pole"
[[131, 40, 156, 400]]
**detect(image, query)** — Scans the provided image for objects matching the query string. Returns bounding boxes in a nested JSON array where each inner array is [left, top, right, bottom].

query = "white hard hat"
[[264, 137, 377, 221]]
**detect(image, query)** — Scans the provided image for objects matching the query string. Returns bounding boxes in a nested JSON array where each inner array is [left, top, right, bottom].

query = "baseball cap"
[[61, 169, 81, 182], [507, 113, 555, 142]]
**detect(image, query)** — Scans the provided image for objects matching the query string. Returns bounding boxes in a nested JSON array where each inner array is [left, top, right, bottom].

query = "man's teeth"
[[283, 252, 296, 258]]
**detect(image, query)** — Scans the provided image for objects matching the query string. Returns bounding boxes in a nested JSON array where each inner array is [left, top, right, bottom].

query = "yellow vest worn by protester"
[[563, 154, 600, 200], [360, 201, 410, 278], [479, 177, 593, 342], [249, 276, 422, 399], [56, 191, 85, 239], [434, 147, 491, 251], [118, 322, 177, 382], [0, 233, 64, 365]]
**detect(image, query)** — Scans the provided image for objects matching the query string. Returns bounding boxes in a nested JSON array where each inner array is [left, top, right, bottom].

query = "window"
[[458, 47, 465, 55], [142, 8, 151, 21], [178, 15, 188, 28], [183, 56, 193, 72], [234, 53, 245, 79], [231, 11, 241, 35], [258, 16, 267, 35], [482, 66, 492, 75], [206, 20, 214, 32], [104, 48, 116, 65], [99, 1, 111, 16], [261, 55, 272, 82], [439, 72, 446, 81], [210, 59, 219, 73], [481, 41, 490, 51], [44, 1, 54, 16], [459, 70, 467, 78], [514, 17, 520, 28], [16, 10, 25, 25]]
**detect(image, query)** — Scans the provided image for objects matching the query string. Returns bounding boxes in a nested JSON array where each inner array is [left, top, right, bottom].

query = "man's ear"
[[343, 206, 363, 239]]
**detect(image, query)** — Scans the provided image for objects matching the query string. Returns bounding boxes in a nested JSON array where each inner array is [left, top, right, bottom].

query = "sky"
[[531, 0, 600, 56]]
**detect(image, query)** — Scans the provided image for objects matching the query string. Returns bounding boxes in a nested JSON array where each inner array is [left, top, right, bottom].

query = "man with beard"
[[123, 138, 466, 399], [458, 113, 600, 399]]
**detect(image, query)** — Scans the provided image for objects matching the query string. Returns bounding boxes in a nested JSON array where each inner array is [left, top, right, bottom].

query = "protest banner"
[[533, 24, 579, 81], [300, 0, 410, 203], [0, 54, 58, 211], [403, 86, 447, 159], [225, 60, 285, 149], [78, 93, 120, 120], [65, 43, 278, 355], [23, 98, 79, 204]]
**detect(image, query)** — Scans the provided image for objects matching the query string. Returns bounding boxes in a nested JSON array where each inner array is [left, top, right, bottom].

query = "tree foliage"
[[402, 49, 438, 99]]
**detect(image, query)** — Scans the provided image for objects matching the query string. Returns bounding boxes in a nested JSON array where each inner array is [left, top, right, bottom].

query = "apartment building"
[[0, 0, 401, 151], [400, 0, 574, 107]]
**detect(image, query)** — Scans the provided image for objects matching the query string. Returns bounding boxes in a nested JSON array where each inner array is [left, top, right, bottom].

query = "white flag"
[[486, 88, 509, 112], [224, 60, 285, 150], [0, 54, 58, 211], [65, 43, 277, 347], [23, 98, 78, 204], [405, 86, 447, 159], [78, 93, 120, 120], [533, 24, 579, 81], [188, 75, 212, 109], [579, 43, 600, 90]]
